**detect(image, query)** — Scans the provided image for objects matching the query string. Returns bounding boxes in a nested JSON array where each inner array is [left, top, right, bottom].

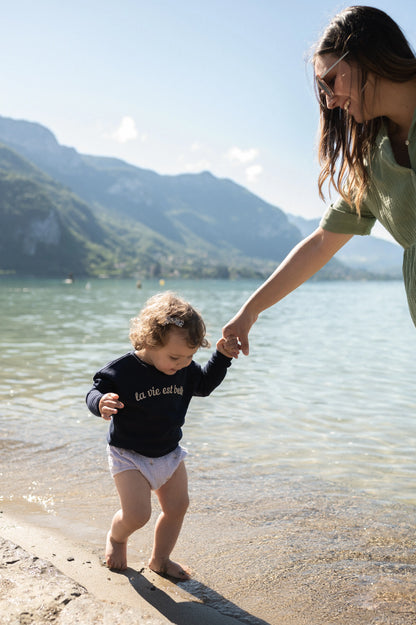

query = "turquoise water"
[[1, 276, 416, 508]]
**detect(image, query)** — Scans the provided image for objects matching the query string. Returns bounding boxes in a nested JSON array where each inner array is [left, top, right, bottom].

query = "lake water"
[[1, 276, 416, 623]]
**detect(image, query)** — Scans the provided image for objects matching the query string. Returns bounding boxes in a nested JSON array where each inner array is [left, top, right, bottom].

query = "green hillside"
[[0, 143, 277, 278], [0, 115, 375, 280]]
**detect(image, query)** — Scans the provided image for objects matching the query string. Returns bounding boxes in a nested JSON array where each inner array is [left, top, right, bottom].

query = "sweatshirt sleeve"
[[85, 370, 116, 417], [192, 349, 232, 397], [85, 387, 102, 417]]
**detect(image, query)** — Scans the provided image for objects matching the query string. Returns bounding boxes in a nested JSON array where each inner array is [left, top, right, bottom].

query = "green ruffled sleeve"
[[320, 197, 376, 235]]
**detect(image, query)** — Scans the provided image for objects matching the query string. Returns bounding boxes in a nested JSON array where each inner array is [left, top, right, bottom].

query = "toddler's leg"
[[106, 469, 151, 570], [148, 461, 190, 579]]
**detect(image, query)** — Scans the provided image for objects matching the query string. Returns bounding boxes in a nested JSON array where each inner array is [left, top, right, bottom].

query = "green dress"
[[320, 107, 416, 326]]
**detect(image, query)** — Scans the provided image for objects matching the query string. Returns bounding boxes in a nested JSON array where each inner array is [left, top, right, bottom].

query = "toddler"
[[86, 291, 236, 578]]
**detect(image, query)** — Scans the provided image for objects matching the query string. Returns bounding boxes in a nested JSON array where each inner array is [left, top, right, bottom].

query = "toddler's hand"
[[216, 336, 240, 359], [99, 393, 124, 420]]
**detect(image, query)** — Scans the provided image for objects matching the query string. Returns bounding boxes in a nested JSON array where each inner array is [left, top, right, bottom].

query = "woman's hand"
[[99, 393, 124, 421], [222, 307, 258, 356], [216, 335, 240, 359]]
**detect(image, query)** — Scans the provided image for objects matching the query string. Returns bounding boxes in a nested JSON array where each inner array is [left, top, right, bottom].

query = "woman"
[[223, 6, 416, 355]]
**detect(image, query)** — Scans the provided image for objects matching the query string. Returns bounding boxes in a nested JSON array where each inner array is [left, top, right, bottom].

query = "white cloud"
[[112, 116, 138, 143], [225, 146, 259, 164], [245, 164, 263, 183]]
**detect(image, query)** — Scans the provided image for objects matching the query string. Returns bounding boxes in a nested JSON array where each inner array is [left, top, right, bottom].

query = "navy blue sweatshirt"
[[86, 349, 232, 457]]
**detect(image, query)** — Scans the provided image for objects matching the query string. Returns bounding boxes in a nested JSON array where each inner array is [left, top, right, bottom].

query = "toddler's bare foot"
[[105, 531, 127, 570], [148, 558, 191, 580]]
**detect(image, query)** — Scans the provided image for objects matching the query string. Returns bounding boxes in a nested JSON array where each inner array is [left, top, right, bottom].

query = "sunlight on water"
[[2, 276, 415, 625], [1, 276, 416, 507]]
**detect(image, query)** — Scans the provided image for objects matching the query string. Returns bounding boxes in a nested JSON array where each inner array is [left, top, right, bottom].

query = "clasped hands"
[[216, 334, 241, 359]]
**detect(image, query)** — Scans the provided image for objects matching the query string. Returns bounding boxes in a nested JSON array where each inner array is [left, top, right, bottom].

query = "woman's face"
[[315, 54, 374, 122]]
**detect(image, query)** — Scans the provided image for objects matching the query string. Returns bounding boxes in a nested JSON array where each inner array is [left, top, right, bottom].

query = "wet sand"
[[1, 470, 416, 625], [0, 520, 245, 625]]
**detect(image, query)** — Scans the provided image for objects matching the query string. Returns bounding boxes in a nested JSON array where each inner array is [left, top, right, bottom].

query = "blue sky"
[[1, 0, 415, 233]]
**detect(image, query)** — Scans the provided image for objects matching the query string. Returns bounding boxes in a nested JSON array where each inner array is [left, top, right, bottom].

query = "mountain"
[[0, 145, 117, 276], [0, 116, 301, 260], [288, 214, 403, 277], [0, 115, 381, 280]]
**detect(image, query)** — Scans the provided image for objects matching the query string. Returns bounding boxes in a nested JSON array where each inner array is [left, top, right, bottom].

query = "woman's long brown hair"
[[314, 6, 416, 213]]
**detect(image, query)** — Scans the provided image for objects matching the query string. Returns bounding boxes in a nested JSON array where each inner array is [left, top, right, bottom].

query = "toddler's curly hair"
[[129, 291, 210, 350]]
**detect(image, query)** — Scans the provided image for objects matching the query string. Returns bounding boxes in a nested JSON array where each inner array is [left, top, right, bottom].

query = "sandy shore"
[[2, 475, 416, 625], [0, 511, 252, 625]]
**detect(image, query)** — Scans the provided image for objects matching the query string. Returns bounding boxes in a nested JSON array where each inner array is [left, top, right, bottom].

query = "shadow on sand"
[[120, 566, 271, 625]]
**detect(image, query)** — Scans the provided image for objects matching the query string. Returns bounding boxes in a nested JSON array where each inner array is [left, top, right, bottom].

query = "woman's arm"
[[223, 227, 353, 355]]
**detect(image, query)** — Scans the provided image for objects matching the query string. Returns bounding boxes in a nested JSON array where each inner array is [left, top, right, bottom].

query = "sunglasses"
[[316, 51, 349, 98]]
